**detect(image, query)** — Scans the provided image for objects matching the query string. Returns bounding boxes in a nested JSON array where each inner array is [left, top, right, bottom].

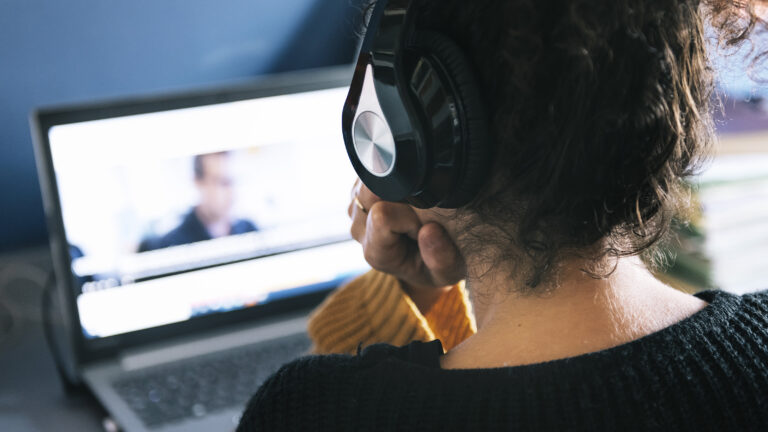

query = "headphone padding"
[[411, 31, 492, 208]]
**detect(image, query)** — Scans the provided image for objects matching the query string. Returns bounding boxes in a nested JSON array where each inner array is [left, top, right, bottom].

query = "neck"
[[194, 206, 230, 237], [442, 256, 707, 369]]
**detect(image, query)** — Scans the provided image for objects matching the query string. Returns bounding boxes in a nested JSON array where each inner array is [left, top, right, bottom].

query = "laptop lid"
[[32, 67, 369, 370]]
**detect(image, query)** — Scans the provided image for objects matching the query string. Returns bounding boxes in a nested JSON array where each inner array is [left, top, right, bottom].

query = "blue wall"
[[0, 0, 361, 252]]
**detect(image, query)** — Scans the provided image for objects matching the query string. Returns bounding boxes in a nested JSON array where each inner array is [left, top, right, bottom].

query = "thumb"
[[417, 222, 465, 286]]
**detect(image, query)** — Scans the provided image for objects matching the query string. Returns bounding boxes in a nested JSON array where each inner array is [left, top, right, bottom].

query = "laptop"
[[31, 66, 369, 431]]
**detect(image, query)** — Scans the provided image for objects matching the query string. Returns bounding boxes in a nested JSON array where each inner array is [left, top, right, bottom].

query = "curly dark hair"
[[364, 0, 767, 289]]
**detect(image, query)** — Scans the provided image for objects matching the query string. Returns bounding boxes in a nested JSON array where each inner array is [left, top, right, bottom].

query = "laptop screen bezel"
[[32, 66, 355, 365]]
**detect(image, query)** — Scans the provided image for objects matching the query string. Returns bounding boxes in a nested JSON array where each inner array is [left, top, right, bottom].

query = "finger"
[[350, 178, 361, 200], [367, 201, 421, 243], [361, 202, 422, 271], [356, 183, 382, 212], [350, 201, 366, 243], [349, 178, 363, 218], [418, 222, 465, 285]]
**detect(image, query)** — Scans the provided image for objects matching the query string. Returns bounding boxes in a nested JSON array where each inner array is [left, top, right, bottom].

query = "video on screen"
[[49, 89, 358, 296], [137, 150, 260, 253], [57, 142, 354, 294]]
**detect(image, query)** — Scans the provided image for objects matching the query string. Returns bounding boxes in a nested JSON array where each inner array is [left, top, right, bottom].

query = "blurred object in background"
[[0, 247, 52, 346], [663, 56, 768, 293]]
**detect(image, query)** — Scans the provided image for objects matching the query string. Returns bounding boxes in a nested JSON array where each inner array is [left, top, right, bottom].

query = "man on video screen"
[[139, 151, 258, 252]]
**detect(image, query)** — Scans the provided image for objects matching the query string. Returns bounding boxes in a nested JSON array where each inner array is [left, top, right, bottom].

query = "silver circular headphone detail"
[[352, 111, 396, 177]]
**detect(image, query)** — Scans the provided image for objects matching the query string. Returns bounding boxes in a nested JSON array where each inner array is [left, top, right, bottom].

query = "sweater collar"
[[406, 290, 744, 372]]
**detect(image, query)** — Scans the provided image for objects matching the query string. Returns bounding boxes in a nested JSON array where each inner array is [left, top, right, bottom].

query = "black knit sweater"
[[238, 290, 768, 431]]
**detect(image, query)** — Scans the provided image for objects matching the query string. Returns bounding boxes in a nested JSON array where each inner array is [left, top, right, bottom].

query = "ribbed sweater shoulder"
[[238, 290, 768, 432]]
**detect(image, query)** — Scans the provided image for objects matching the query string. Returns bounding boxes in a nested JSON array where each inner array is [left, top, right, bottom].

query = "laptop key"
[[112, 332, 311, 428]]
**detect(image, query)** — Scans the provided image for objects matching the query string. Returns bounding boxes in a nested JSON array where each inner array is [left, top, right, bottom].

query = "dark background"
[[0, 0, 362, 252]]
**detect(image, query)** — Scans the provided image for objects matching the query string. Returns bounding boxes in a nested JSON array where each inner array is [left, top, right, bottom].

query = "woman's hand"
[[348, 180, 466, 314]]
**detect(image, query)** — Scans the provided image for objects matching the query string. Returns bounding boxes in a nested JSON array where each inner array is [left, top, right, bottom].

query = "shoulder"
[[236, 353, 358, 432], [692, 289, 768, 335], [159, 211, 206, 245], [700, 288, 768, 323], [692, 289, 768, 365], [742, 289, 768, 307], [237, 341, 443, 431], [735, 290, 768, 337], [232, 219, 258, 234]]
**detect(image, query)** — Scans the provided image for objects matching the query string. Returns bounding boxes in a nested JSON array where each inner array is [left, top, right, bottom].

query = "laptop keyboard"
[[111, 332, 311, 429]]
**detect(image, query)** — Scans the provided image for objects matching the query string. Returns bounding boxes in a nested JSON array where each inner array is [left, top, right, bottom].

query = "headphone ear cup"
[[410, 31, 492, 208]]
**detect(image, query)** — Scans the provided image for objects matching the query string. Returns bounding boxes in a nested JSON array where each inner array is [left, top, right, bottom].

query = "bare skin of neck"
[[440, 256, 708, 369]]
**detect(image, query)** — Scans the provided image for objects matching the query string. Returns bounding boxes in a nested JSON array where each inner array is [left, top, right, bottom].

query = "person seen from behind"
[[239, 0, 768, 430]]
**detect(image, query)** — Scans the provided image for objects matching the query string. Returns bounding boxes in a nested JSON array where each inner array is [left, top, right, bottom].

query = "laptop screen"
[[45, 86, 369, 339]]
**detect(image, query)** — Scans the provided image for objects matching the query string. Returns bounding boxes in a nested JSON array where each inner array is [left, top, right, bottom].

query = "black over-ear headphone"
[[342, 0, 492, 209]]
